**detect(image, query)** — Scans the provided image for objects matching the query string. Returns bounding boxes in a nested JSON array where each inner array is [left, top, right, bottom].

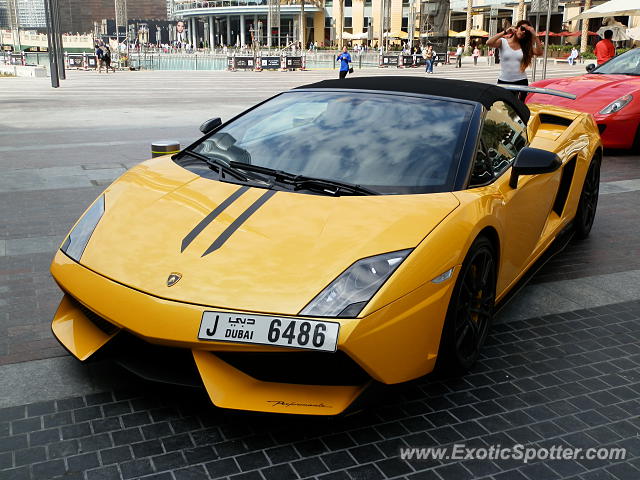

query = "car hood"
[[528, 74, 640, 113], [79, 157, 460, 315]]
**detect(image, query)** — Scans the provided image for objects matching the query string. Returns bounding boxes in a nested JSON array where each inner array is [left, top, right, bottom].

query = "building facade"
[[16, 0, 45, 28], [173, 0, 454, 47], [57, 0, 167, 34], [173, 0, 640, 48]]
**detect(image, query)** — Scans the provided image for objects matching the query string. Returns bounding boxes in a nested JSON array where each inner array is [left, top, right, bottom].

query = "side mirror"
[[509, 147, 561, 189], [585, 63, 596, 73], [199, 117, 222, 134]]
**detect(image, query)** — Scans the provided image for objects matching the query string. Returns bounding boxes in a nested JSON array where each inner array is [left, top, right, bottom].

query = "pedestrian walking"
[[336, 46, 352, 79], [487, 20, 543, 100], [101, 45, 114, 73], [423, 45, 434, 74], [473, 46, 480, 66], [455, 44, 463, 68], [95, 43, 104, 72]]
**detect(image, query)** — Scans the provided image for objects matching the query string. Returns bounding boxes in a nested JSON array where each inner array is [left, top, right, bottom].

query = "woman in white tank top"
[[486, 20, 543, 99]]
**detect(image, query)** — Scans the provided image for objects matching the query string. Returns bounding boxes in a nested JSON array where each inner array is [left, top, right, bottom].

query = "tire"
[[436, 236, 497, 375], [574, 154, 601, 240], [633, 124, 640, 154]]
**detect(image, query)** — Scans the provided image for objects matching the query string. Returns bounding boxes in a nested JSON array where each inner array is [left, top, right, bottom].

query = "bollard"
[[151, 141, 180, 158]]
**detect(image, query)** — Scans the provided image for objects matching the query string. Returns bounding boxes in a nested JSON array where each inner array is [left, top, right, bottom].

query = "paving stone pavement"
[[2, 67, 640, 480], [2, 300, 640, 480]]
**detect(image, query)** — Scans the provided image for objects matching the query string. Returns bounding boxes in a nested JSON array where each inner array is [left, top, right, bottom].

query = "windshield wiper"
[[228, 161, 379, 196], [293, 177, 379, 196], [179, 150, 250, 182]]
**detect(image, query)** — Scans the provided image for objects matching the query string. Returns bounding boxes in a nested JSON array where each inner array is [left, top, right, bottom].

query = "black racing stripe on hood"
[[202, 190, 277, 256], [181, 185, 250, 252]]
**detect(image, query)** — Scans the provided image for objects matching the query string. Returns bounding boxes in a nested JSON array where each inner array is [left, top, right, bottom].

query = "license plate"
[[198, 311, 340, 352]]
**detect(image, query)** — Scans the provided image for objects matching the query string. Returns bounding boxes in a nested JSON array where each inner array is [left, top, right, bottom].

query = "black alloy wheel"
[[574, 155, 601, 240], [438, 236, 496, 374]]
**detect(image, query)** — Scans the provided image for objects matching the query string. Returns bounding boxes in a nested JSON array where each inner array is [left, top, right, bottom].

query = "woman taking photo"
[[487, 20, 543, 96]]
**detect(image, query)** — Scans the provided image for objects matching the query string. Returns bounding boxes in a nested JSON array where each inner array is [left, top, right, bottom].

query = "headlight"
[[61, 195, 105, 262], [299, 249, 413, 318], [599, 94, 633, 114]]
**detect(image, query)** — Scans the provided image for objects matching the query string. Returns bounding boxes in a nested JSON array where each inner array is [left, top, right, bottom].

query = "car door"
[[470, 100, 559, 293]]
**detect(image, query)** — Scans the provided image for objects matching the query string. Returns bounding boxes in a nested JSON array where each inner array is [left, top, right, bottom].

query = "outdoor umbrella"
[[350, 32, 370, 40], [570, 0, 640, 20], [448, 30, 459, 37], [627, 26, 640, 41], [596, 25, 631, 41]]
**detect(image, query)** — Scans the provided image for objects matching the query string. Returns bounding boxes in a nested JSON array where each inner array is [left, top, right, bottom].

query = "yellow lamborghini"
[[50, 77, 602, 415]]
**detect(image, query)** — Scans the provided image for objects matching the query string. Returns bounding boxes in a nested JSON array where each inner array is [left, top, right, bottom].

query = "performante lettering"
[[266, 400, 332, 408]]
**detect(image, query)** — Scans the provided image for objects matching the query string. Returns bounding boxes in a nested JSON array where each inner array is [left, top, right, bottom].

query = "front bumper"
[[51, 251, 455, 415], [593, 114, 639, 149]]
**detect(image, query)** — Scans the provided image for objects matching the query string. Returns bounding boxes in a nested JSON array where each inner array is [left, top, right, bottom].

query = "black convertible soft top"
[[297, 76, 530, 124]]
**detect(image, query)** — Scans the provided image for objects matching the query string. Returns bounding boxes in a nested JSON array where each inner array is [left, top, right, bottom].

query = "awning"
[[570, 0, 640, 20], [563, 31, 598, 37], [383, 31, 407, 39], [455, 29, 489, 38]]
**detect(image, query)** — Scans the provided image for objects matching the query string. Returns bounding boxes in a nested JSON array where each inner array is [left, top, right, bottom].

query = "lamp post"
[[44, 0, 59, 87]]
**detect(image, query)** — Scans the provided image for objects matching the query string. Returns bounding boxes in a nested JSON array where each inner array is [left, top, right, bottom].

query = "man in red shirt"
[[594, 30, 615, 65]]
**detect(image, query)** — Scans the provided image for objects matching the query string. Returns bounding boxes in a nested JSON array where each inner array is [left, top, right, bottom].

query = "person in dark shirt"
[[336, 46, 352, 79]]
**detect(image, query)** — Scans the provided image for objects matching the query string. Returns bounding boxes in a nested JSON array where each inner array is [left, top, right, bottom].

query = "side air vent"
[[539, 113, 574, 127], [553, 156, 577, 216]]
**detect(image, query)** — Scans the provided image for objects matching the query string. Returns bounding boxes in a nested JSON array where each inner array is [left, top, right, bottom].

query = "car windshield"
[[592, 47, 640, 75], [189, 91, 474, 194]]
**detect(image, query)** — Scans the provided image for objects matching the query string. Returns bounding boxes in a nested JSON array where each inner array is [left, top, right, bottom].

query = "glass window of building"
[[344, 16, 353, 28]]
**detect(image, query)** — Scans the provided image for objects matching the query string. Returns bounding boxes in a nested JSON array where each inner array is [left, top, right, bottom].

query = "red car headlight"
[[599, 94, 633, 115]]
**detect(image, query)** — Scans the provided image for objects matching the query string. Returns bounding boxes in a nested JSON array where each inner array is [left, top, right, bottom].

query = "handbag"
[[348, 67, 354, 74]]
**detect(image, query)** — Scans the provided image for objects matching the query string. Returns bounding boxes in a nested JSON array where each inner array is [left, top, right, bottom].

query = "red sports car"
[[527, 48, 640, 150]]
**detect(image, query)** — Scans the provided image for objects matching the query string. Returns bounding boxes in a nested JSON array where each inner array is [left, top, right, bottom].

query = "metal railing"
[[126, 50, 382, 71], [174, 0, 319, 10]]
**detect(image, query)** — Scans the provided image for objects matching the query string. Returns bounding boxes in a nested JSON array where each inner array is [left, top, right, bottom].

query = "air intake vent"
[[539, 113, 573, 127], [216, 351, 371, 386], [553, 156, 577, 216], [69, 296, 119, 335]]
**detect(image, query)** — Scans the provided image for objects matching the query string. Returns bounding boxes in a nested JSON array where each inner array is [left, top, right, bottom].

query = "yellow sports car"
[[51, 77, 602, 415]]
